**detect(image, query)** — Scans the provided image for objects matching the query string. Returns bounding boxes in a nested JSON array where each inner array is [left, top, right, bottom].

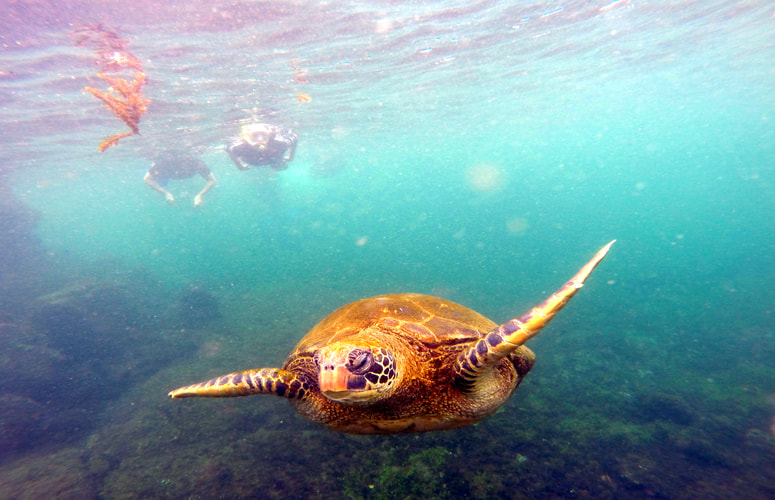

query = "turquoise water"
[[1, 1, 774, 498]]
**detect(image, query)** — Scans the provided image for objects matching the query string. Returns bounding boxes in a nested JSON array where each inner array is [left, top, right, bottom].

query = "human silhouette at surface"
[[226, 123, 297, 171], [144, 151, 216, 207]]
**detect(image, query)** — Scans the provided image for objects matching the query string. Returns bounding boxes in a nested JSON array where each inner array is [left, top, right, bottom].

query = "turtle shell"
[[291, 293, 497, 353], [283, 293, 535, 434]]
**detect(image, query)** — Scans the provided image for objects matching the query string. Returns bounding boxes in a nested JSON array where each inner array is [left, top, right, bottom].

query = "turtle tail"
[[454, 240, 615, 390], [168, 368, 312, 400]]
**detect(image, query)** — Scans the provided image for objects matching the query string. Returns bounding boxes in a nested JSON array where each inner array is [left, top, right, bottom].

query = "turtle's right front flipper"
[[168, 368, 312, 400], [454, 240, 614, 390]]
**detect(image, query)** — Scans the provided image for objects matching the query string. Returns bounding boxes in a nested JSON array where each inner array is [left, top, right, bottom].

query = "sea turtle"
[[169, 241, 614, 434]]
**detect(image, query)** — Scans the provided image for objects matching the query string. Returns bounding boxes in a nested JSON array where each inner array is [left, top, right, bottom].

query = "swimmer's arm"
[[227, 143, 250, 170], [144, 172, 174, 202], [194, 172, 216, 207]]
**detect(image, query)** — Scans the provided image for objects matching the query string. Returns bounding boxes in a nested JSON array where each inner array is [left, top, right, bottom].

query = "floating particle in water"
[[506, 217, 528, 235], [465, 163, 505, 192]]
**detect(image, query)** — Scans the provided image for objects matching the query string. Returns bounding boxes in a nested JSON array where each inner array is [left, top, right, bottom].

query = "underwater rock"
[[745, 427, 775, 450], [674, 431, 735, 467], [0, 321, 63, 401], [176, 286, 220, 328], [614, 453, 668, 494], [634, 392, 696, 426], [15, 277, 195, 451], [0, 393, 50, 454], [0, 447, 97, 497], [30, 280, 136, 361]]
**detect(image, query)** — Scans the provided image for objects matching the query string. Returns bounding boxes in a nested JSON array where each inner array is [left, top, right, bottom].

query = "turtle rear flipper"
[[168, 368, 312, 400], [454, 240, 614, 390]]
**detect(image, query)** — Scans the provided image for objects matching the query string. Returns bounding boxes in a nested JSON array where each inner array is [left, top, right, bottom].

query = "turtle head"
[[313, 344, 397, 404]]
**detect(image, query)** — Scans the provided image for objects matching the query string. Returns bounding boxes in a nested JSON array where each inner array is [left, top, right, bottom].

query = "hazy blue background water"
[[1, 1, 773, 498]]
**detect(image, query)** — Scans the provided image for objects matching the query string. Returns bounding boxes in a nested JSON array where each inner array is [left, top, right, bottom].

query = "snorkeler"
[[144, 151, 216, 207], [226, 123, 297, 171]]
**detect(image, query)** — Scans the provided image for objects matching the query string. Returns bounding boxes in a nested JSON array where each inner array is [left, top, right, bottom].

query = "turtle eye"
[[347, 349, 374, 375]]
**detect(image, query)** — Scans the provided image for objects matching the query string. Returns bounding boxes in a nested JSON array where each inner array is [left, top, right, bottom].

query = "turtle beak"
[[318, 363, 373, 403], [319, 364, 351, 394]]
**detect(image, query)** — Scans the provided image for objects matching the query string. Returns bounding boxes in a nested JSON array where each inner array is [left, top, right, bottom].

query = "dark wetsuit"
[[226, 127, 297, 171], [148, 152, 212, 181]]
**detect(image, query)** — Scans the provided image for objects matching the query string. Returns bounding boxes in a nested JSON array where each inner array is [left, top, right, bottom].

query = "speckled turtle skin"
[[169, 241, 614, 434]]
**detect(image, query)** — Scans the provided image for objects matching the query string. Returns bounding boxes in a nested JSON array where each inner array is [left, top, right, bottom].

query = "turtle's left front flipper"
[[169, 368, 312, 400], [454, 240, 614, 389]]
